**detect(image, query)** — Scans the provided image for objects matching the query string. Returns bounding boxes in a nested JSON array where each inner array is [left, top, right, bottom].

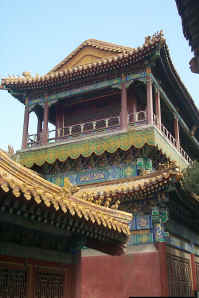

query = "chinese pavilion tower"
[[2, 31, 199, 297]]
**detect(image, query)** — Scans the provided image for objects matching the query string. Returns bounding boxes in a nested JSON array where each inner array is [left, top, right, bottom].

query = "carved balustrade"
[[128, 110, 147, 124], [26, 111, 192, 164], [153, 114, 192, 163]]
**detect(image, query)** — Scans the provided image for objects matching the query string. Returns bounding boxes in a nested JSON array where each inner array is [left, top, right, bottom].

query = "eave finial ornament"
[[63, 177, 79, 196], [22, 71, 32, 78], [157, 161, 183, 181], [144, 30, 165, 47], [157, 161, 177, 171], [7, 145, 15, 157]]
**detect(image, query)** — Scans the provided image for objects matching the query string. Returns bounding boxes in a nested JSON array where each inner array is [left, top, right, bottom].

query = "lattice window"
[[35, 270, 64, 298], [0, 267, 27, 298], [167, 253, 192, 297]]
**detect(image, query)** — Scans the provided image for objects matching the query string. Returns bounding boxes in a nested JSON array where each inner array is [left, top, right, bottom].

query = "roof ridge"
[[84, 38, 133, 51], [49, 38, 134, 73], [2, 31, 165, 86]]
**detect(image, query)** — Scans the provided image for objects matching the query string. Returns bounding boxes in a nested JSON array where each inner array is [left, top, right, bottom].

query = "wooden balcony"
[[27, 111, 192, 164]]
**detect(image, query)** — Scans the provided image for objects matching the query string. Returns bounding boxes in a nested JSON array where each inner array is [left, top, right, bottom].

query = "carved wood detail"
[[34, 269, 64, 298], [167, 253, 193, 297], [0, 266, 27, 298]]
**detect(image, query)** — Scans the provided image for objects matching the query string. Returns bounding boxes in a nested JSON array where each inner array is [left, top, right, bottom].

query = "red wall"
[[82, 252, 162, 298]]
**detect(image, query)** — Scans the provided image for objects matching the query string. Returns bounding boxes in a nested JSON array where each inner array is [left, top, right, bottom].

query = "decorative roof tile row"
[[50, 38, 134, 73], [76, 167, 182, 202], [1, 32, 165, 90], [0, 150, 131, 236]]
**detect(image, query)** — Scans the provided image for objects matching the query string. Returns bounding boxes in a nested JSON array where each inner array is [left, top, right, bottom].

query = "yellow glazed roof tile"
[[0, 149, 132, 236], [76, 166, 182, 201], [1, 31, 165, 88]]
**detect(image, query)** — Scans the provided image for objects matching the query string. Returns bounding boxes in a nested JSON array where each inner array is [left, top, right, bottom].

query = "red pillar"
[[42, 100, 49, 144], [156, 242, 169, 297], [146, 66, 153, 125], [155, 88, 161, 128], [22, 98, 30, 149], [37, 117, 42, 143], [120, 76, 128, 130], [174, 117, 180, 149]]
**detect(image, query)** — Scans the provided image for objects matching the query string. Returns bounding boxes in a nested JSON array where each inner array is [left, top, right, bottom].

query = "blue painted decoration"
[[45, 157, 152, 186]]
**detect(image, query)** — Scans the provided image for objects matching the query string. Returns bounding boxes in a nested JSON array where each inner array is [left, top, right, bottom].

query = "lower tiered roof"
[[76, 164, 183, 205], [0, 149, 132, 254]]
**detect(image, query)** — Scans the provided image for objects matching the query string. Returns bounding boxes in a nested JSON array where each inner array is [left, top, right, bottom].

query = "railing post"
[[42, 98, 49, 145], [120, 74, 128, 130], [174, 117, 180, 149], [146, 66, 153, 125], [22, 97, 30, 149], [80, 124, 84, 133], [69, 126, 72, 135], [155, 88, 161, 128]]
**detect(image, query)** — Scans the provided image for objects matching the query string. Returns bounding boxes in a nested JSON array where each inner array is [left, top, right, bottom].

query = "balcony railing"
[[27, 111, 192, 164], [49, 115, 121, 142], [28, 115, 121, 147], [128, 110, 147, 125], [28, 133, 41, 147], [153, 114, 192, 163]]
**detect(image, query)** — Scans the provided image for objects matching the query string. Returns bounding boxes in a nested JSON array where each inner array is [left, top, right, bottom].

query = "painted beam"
[[29, 72, 145, 107]]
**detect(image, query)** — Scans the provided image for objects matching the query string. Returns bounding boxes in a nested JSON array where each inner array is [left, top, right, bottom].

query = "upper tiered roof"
[[49, 38, 134, 73], [1, 32, 165, 90]]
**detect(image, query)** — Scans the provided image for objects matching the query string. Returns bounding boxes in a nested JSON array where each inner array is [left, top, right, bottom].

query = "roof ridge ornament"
[[157, 160, 178, 170], [22, 71, 32, 78], [63, 177, 79, 195]]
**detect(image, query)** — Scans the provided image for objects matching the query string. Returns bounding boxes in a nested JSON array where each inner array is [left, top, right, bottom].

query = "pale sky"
[[0, 0, 198, 151]]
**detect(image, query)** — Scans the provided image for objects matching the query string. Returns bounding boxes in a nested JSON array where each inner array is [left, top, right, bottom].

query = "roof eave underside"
[[159, 44, 199, 124], [175, 0, 199, 55]]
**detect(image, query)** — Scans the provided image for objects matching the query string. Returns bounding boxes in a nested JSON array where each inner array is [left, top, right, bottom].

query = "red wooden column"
[[174, 117, 180, 149], [37, 117, 42, 143], [42, 100, 49, 145], [120, 75, 128, 130], [155, 88, 161, 128], [146, 66, 153, 125], [22, 98, 30, 149], [156, 242, 169, 297]]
